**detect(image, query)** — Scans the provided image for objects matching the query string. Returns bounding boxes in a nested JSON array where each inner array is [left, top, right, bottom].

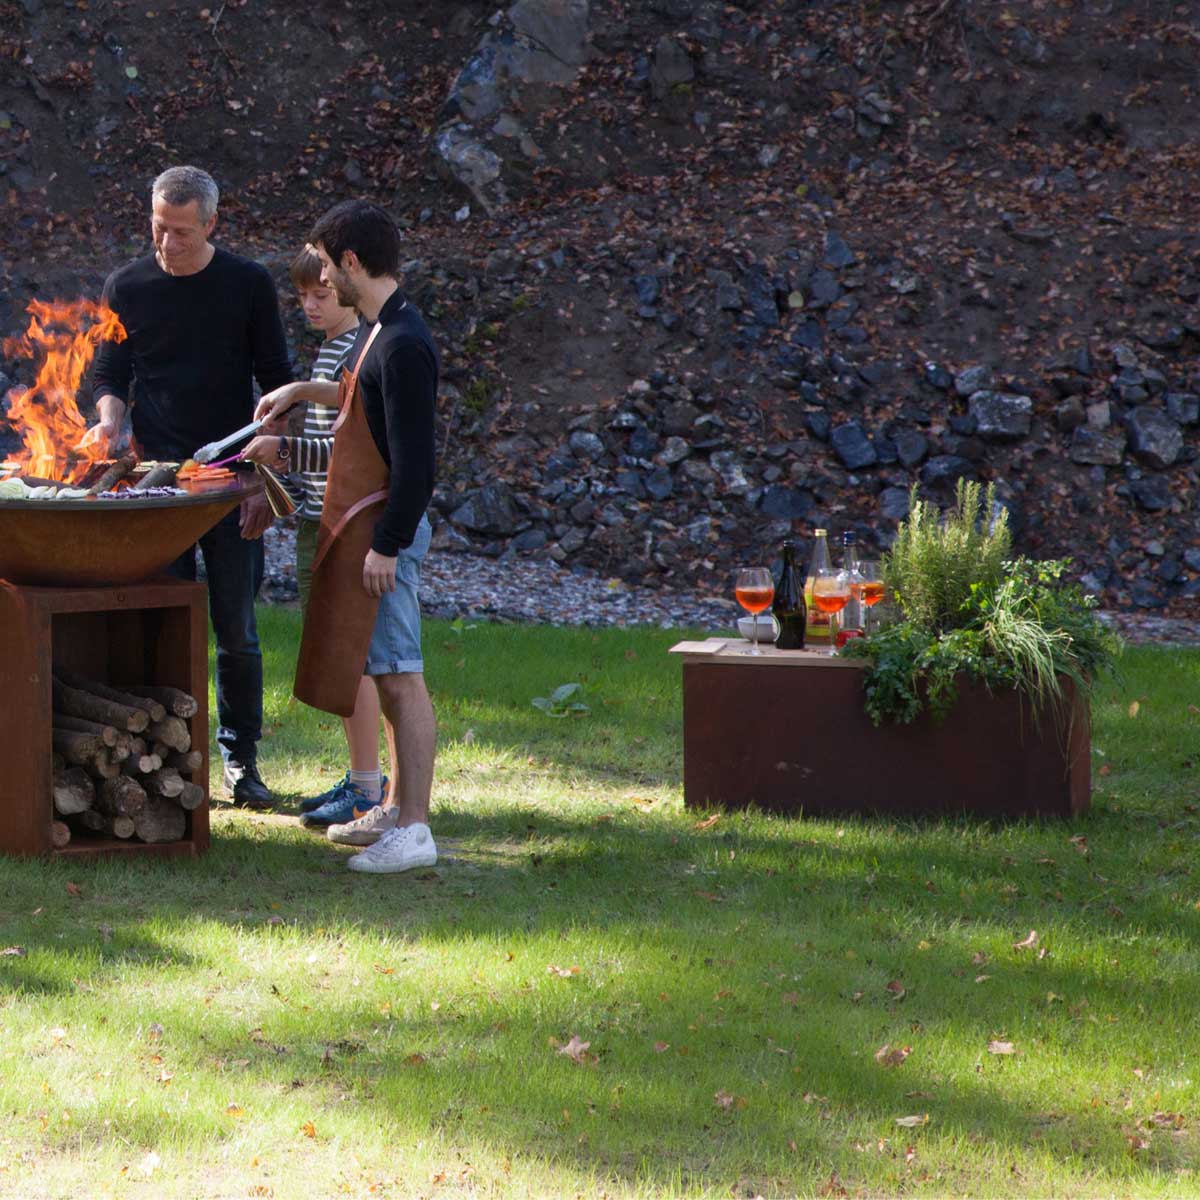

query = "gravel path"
[[259, 523, 1200, 644]]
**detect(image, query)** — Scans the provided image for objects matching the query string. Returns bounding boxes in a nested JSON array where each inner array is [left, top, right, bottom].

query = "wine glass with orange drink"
[[850, 559, 885, 634], [734, 566, 774, 655], [811, 566, 852, 657]]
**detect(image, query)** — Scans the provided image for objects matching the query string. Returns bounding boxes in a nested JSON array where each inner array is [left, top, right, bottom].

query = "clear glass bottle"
[[840, 530, 862, 639], [804, 529, 831, 644]]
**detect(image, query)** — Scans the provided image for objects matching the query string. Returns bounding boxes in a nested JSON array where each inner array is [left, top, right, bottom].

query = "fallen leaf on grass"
[[714, 1090, 746, 1111], [404, 1053, 427, 1067], [1128, 700, 1140, 718], [1128, 1134, 1151, 1152], [653, 1041, 670, 1053], [693, 814, 721, 831], [552, 1034, 594, 1065], [225, 1104, 245, 1118], [66, 882, 83, 898], [894, 1114, 929, 1128], [301, 1120, 316, 1139], [971, 951, 988, 965], [1069, 834, 1089, 856], [1013, 930, 1040, 951], [987, 1040, 1017, 1055], [694, 890, 722, 902], [875, 1044, 911, 1068], [885, 980, 907, 1000], [1, 946, 26, 957], [546, 964, 580, 977]]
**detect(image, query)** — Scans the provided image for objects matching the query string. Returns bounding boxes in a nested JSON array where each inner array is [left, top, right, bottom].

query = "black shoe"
[[223, 761, 272, 809]]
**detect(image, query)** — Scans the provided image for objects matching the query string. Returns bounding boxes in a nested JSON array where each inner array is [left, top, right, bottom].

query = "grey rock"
[[923, 362, 953, 390], [954, 364, 993, 397], [879, 486, 912, 521], [649, 33, 694, 101], [558, 527, 588, 553], [450, 483, 522, 534], [893, 429, 928, 468], [743, 265, 779, 328], [823, 232, 856, 269], [680, 459, 717, 485], [1166, 392, 1200, 425], [433, 123, 507, 214], [1184, 549, 1200, 572], [1130, 476, 1171, 511], [628, 426, 660, 457], [510, 0, 590, 67], [1126, 406, 1183, 468], [710, 450, 748, 493], [1145, 539, 1165, 557], [807, 270, 840, 308], [1159, 557, 1183, 584], [633, 273, 660, 306], [1054, 398, 1085, 432], [921, 455, 973, 487], [1113, 344, 1140, 369], [1013, 26, 1051, 65], [662, 403, 700, 436], [758, 144, 781, 168], [658, 435, 690, 464], [643, 466, 674, 500], [568, 430, 606, 461], [830, 422, 877, 470], [1129, 580, 1165, 609], [615, 469, 647, 499], [1086, 401, 1111, 430], [759, 485, 815, 520], [1069, 427, 1126, 466], [805, 411, 831, 442], [510, 528, 549, 552], [969, 391, 1033, 441], [684, 515, 715, 544], [1079, 573, 1108, 596]]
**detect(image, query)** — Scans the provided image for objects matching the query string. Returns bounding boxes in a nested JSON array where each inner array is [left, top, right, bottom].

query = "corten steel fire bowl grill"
[[0, 468, 264, 587]]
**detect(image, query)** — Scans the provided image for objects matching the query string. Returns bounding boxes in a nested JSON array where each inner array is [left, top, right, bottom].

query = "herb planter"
[[670, 639, 1089, 819]]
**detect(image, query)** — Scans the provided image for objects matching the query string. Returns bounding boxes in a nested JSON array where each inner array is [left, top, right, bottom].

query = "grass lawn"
[[2, 609, 1199, 1199]]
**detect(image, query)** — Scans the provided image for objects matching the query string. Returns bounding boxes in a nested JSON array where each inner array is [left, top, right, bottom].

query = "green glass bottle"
[[772, 540, 807, 649]]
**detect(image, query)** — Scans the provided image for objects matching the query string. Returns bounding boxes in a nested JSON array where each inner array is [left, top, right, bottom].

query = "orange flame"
[[2, 299, 127, 483]]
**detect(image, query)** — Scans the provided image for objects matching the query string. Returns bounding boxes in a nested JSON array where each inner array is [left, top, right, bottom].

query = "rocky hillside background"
[[2, 0, 1199, 610]]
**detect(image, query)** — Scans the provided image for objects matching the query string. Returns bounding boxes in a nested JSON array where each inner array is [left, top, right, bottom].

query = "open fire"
[[2, 299, 127, 485]]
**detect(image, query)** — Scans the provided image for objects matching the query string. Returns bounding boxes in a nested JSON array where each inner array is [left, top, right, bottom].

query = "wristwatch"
[[276, 437, 291, 463]]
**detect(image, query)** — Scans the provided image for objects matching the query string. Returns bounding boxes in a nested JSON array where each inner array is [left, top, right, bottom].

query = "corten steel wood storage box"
[[0, 579, 211, 858], [671, 639, 1090, 820]]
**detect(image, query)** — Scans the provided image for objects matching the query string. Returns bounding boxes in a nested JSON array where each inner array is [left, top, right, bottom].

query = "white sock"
[[349, 769, 382, 804]]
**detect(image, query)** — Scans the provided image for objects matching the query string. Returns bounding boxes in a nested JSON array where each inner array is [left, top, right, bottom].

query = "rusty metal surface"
[[677, 650, 1090, 820], [0, 471, 263, 586]]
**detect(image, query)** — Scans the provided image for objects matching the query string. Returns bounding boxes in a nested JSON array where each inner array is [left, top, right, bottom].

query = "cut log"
[[69, 809, 108, 834], [133, 795, 186, 843], [142, 767, 184, 799], [50, 820, 71, 849], [112, 814, 136, 839], [90, 751, 121, 780], [53, 727, 105, 767], [132, 463, 179, 490], [163, 749, 203, 774], [54, 670, 167, 724], [121, 750, 162, 775], [177, 781, 205, 811], [123, 684, 198, 720], [147, 716, 190, 753], [85, 454, 137, 495], [52, 677, 149, 733], [53, 713, 118, 747], [53, 766, 95, 816], [98, 775, 147, 818]]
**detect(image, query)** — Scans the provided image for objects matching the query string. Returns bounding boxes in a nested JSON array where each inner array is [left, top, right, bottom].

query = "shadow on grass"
[[5, 798, 1199, 1188]]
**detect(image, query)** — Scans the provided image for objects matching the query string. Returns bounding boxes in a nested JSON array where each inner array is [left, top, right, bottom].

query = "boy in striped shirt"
[[282, 247, 388, 819]]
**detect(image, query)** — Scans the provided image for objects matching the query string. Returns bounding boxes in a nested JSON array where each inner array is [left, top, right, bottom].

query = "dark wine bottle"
[[772, 540, 807, 649]]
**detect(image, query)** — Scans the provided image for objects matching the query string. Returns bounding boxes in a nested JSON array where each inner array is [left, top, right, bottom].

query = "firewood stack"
[[50, 669, 202, 846]]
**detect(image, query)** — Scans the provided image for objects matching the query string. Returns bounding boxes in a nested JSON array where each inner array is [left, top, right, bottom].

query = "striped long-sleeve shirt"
[[288, 328, 357, 520]]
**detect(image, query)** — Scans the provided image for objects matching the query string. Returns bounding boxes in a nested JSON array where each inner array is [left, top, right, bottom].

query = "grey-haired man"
[[86, 165, 293, 807]]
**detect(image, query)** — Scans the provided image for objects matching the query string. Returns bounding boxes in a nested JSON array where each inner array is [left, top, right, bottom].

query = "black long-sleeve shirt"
[[92, 247, 293, 460], [286, 290, 436, 556]]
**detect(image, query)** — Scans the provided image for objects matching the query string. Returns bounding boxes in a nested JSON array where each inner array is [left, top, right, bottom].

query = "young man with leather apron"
[[245, 200, 438, 873]]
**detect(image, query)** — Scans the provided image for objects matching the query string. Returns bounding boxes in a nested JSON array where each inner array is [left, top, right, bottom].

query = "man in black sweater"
[[243, 200, 439, 873], [87, 165, 292, 808]]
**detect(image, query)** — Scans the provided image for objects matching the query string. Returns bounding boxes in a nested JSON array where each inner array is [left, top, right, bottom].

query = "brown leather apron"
[[293, 323, 388, 717]]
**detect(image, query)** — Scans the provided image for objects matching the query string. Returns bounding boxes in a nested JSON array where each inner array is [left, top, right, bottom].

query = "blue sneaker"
[[298, 771, 352, 815], [300, 777, 387, 827]]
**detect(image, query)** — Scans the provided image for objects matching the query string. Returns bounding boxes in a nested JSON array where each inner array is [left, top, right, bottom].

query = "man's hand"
[[363, 548, 398, 597], [75, 420, 119, 457], [253, 382, 303, 427], [239, 491, 275, 540]]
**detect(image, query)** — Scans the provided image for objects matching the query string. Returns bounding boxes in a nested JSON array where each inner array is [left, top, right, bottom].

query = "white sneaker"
[[327, 804, 398, 846], [346, 823, 438, 874]]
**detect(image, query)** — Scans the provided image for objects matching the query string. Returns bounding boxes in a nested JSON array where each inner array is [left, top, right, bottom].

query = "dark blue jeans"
[[168, 508, 264, 767]]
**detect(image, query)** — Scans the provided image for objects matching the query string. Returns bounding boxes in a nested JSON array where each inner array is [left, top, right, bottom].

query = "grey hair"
[[151, 166, 219, 221]]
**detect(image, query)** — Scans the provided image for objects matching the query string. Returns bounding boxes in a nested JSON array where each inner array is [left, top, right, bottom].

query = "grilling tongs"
[[192, 419, 264, 465]]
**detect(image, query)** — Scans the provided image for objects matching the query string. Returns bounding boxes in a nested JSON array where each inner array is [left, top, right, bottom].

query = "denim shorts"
[[365, 514, 432, 676]]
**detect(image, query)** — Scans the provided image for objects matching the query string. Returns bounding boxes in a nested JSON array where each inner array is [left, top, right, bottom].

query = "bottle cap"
[[813, 528, 827, 535]]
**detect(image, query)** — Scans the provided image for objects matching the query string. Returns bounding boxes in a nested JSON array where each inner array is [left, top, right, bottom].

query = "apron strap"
[[311, 489, 388, 575], [332, 322, 384, 434]]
